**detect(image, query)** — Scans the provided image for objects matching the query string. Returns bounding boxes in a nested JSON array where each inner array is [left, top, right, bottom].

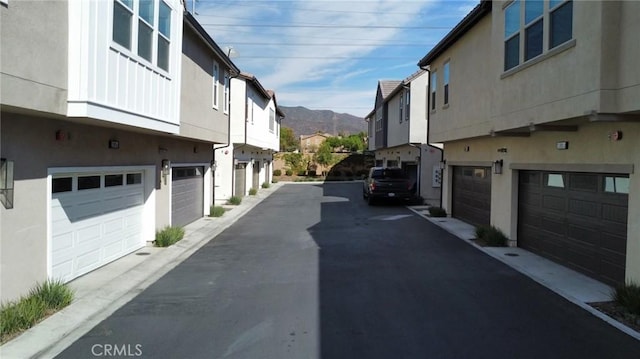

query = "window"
[[504, 0, 573, 71], [546, 173, 565, 188], [127, 173, 142, 184], [430, 71, 437, 111], [550, 0, 572, 48], [112, 0, 172, 71], [212, 62, 219, 108], [223, 71, 229, 114], [399, 94, 403, 123], [78, 176, 101, 190], [105, 174, 124, 187], [443, 62, 450, 105], [404, 90, 410, 121], [269, 109, 275, 132], [605, 176, 629, 194], [52, 177, 73, 193], [113, 0, 133, 50]]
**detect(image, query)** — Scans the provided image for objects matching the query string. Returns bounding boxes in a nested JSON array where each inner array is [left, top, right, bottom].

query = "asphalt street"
[[56, 182, 640, 359]]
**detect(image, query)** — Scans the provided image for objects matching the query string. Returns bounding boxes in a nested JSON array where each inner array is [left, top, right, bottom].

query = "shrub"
[[30, 279, 74, 310], [1, 280, 74, 343], [297, 171, 307, 176], [209, 205, 225, 217], [272, 179, 278, 184], [261, 182, 270, 189], [428, 206, 447, 217], [613, 282, 640, 315], [476, 225, 507, 247], [227, 196, 242, 205], [273, 169, 282, 176], [285, 169, 293, 176], [249, 188, 258, 196], [155, 226, 185, 247]]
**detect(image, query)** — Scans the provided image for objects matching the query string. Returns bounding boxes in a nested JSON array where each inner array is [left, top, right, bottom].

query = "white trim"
[[67, 101, 180, 133]]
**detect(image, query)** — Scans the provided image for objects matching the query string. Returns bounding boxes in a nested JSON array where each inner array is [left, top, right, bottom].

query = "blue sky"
[[191, 0, 479, 117]]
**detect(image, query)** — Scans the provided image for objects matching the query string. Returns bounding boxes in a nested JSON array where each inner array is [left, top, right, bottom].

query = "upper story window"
[[375, 110, 382, 132], [404, 90, 410, 122], [112, 0, 172, 72], [399, 93, 403, 123], [223, 71, 230, 114], [504, 0, 573, 71], [443, 62, 450, 105], [212, 62, 219, 109], [269, 108, 275, 132], [430, 71, 437, 111]]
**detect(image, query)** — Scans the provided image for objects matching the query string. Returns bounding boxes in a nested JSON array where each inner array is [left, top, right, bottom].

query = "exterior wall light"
[[494, 159, 504, 175], [162, 159, 171, 185]]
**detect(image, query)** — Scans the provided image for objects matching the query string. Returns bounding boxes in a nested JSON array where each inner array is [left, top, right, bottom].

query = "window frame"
[[443, 62, 450, 106], [223, 71, 230, 114], [212, 62, 219, 109], [430, 71, 437, 111]]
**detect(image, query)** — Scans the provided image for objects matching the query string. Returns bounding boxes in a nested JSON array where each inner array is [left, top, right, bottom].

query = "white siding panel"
[[107, 49, 119, 104]]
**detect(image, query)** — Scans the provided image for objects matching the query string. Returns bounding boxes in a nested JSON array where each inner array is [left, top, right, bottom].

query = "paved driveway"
[[57, 182, 640, 358]]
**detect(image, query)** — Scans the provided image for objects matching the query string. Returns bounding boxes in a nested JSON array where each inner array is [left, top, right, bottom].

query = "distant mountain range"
[[279, 106, 366, 137]]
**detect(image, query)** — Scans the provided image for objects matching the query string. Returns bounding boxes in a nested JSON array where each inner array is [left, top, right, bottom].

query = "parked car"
[[362, 167, 414, 205]]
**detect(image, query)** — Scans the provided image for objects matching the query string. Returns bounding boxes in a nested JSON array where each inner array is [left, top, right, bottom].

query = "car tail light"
[[370, 182, 376, 191]]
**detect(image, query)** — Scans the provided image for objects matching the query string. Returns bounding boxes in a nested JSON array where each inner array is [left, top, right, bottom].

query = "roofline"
[[183, 12, 240, 74], [237, 72, 271, 101], [417, 0, 492, 67]]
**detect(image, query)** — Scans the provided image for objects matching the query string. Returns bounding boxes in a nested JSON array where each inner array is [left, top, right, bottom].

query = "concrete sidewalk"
[[407, 205, 640, 341], [0, 182, 285, 359]]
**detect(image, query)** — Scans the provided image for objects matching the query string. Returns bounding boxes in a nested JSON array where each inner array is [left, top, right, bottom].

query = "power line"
[[199, 23, 451, 30], [222, 42, 435, 47]]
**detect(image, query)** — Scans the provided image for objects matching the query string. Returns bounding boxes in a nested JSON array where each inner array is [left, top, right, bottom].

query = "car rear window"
[[371, 169, 407, 179]]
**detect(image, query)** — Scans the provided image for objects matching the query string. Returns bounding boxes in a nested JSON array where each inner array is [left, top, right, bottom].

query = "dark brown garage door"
[[171, 166, 204, 227], [452, 167, 491, 227], [518, 171, 628, 286]]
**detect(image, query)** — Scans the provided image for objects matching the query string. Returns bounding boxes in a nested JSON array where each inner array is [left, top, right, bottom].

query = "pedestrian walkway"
[[407, 205, 640, 341], [0, 183, 285, 359]]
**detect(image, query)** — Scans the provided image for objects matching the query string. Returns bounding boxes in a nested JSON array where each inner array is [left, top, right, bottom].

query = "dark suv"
[[362, 167, 414, 205]]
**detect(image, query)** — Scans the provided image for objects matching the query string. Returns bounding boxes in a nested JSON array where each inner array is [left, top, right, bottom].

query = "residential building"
[[418, 0, 640, 286], [213, 73, 283, 201], [365, 72, 442, 205], [300, 133, 332, 154], [0, 1, 235, 302]]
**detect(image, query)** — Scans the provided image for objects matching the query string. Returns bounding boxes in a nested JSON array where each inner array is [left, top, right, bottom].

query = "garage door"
[[171, 166, 204, 227], [518, 171, 628, 286], [235, 163, 246, 197], [452, 167, 491, 227], [51, 171, 145, 282]]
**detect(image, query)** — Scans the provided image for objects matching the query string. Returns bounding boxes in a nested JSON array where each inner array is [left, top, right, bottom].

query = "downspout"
[[420, 64, 444, 208]]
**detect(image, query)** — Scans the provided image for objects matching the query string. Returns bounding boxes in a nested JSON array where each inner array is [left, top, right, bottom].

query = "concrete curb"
[[0, 183, 284, 359]]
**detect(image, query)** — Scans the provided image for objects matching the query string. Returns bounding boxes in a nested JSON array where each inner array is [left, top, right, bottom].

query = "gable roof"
[[417, 0, 492, 67], [380, 80, 402, 99], [183, 12, 240, 74]]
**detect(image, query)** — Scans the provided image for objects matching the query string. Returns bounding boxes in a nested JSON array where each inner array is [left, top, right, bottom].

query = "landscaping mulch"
[[590, 301, 640, 333]]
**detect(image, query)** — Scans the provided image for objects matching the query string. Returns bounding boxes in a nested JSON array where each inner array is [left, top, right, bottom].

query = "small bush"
[[249, 188, 258, 196], [297, 171, 307, 176], [30, 279, 74, 310], [273, 169, 282, 176], [285, 169, 293, 176], [227, 196, 242, 205], [155, 226, 185, 247], [272, 179, 278, 184], [261, 182, 270, 189], [476, 225, 507, 247], [1, 280, 74, 343], [614, 282, 640, 315], [209, 205, 225, 217], [428, 206, 447, 217]]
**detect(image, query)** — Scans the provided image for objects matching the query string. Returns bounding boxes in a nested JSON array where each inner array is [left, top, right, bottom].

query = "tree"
[[282, 152, 306, 174], [314, 142, 335, 167], [279, 126, 299, 152]]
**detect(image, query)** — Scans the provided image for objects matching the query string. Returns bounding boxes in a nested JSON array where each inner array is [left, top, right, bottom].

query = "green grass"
[[249, 188, 258, 196], [613, 282, 640, 315], [155, 226, 185, 247], [1, 280, 74, 343], [227, 196, 242, 205], [261, 182, 270, 189], [209, 205, 225, 217]]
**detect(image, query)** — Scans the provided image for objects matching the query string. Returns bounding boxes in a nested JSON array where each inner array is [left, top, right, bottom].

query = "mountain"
[[279, 106, 366, 137]]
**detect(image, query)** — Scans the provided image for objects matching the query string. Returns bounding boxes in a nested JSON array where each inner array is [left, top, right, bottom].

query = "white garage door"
[[51, 171, 145, 282]]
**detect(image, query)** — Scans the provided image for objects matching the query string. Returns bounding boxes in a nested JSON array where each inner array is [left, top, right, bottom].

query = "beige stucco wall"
[[180, 25, 229, 144], [0, 0, 68, 115], [0, 113, 214, 302], [441, 121, 640, 282]]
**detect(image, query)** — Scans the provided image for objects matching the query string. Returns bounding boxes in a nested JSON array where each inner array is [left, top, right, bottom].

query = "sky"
[[190, 0, 480, 117]]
